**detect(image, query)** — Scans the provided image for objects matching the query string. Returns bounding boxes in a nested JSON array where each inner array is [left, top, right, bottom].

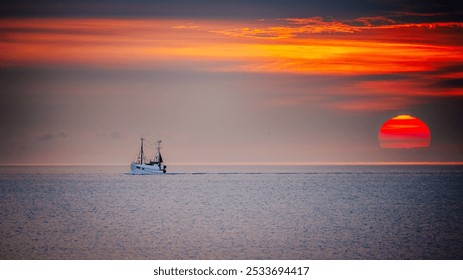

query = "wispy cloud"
[[36, 132, 66, 142], [211, 16, 463, 39]]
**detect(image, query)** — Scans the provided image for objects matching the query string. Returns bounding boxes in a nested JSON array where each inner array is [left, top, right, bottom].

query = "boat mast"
[[139, 138, 145, 164]]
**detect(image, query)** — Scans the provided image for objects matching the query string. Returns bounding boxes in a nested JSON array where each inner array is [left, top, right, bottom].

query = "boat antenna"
[[156, 140, 163, 164]]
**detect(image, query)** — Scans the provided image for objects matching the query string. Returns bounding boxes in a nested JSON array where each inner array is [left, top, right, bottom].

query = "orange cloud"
[[219, 40, 461, 75], [212, 17, 361, 39], [1, 16, 461, 112], [1, 17, 461, 73]]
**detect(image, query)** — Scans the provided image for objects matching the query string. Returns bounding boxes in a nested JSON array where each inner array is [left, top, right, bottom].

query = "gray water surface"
[[1, 165, 462, 259]]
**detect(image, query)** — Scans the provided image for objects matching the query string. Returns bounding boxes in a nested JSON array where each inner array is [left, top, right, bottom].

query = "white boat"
[[130, 138, 167, 174]]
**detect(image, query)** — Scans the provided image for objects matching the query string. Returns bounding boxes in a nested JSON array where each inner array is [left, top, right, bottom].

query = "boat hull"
[[130, 163, 165, 175]]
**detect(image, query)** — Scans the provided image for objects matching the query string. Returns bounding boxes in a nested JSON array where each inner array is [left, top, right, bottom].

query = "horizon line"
[[1, 161, 463, 167]]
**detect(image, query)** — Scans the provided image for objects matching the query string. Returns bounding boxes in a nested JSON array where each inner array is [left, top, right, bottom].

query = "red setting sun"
[[378, 115, 431, 149]]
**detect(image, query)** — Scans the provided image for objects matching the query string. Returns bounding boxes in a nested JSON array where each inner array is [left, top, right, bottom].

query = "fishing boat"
[[130, 138, 167, 174]]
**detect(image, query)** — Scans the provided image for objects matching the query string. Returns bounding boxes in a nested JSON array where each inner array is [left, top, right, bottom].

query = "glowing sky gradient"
[[0, 1, 462, 164]]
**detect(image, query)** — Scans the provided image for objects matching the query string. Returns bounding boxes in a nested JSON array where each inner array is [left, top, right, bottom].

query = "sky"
[[0, 0, 462, 165]]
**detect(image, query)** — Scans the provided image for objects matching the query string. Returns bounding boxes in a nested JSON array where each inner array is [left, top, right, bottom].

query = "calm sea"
[[1, 165, 462, 259]]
